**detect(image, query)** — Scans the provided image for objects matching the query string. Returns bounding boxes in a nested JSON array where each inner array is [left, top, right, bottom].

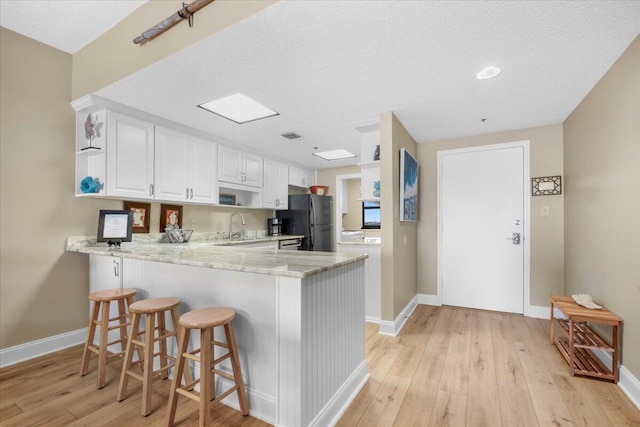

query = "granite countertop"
[[66, 235, 366, 279]]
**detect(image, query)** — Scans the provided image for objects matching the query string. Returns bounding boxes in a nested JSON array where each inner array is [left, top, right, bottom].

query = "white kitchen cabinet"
[[218, 145, 263, 188], [106, 112, 155, 199], [90, 254, 123, 291], [89, 255, 125, 348], [189, 137, 218, 204], [263, 159, 289, 210], [154, 127, 218, 204], [288, 166, 315, 188]]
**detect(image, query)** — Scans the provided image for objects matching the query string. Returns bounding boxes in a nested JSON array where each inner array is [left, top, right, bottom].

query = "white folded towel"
[[572, 294, 602, 309]]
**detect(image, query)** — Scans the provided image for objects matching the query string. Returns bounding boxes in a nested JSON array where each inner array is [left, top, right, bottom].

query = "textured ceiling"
[[95, 1, 640, 169], [0, 0, 148, 54], [3, 1, 639, 170]]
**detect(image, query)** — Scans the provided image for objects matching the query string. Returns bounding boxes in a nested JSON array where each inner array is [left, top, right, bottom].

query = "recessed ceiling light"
[[198, 93, 279, 124], [312, 149, 357, 161], [476, 66, 501, 80]]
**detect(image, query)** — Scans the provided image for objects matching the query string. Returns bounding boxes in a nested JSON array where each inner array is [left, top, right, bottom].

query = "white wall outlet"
[[190, 218, 199, 228], [541, 206, 550, 217], [151, 217, 158, 228]]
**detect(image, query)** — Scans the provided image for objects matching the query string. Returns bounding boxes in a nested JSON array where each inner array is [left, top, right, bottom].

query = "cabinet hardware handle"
[[149, 184, 154, 196], [113, 260, 119, 277], [190, 188, 193, 199], [186, 188, 190, 199]]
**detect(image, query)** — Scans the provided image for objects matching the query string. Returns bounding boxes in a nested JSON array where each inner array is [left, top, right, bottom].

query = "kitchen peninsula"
[[66, 236, 368, 427]]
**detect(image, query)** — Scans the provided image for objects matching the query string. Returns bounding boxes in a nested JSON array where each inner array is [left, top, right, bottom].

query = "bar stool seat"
[[166, 307, 249, 427], [80, 288, 136, 389], [117, 297, 191, 416]]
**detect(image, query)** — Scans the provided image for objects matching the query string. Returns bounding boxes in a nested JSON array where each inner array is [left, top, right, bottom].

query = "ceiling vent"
[[281, 132, 302, 140]]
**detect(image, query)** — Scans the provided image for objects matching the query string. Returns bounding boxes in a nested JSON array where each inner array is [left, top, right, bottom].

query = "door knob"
[[507, 232, 521, 245]]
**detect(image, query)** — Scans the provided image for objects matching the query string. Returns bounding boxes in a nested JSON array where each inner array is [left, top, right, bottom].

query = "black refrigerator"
[[277, 194, 333, 251]]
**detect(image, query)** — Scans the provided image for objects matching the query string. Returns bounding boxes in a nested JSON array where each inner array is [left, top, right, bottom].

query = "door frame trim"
[[436, 140, 531, 315], [335, 173, 362, 248]]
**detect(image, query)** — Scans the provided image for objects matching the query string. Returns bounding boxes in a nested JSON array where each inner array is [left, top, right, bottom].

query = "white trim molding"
[[0, 327, 87, 368], [308, 360, 370, 427], [365, 316, 381, 324], [379, 295, 418, 336], [592, 349, 640, 410], [525, 304, 551, 319], [416, 293, 440, 306]]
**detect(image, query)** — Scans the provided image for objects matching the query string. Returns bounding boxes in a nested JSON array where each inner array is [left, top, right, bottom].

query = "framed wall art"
[[532, 176, 562, 196], [400, 148, 418, 222], [160, 204, 183, 230], [123, 201, 150, 233], [219, 193, 236, 205]]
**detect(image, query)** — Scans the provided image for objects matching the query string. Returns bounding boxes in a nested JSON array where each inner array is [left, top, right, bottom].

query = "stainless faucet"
[[229, 212, 246, 240]]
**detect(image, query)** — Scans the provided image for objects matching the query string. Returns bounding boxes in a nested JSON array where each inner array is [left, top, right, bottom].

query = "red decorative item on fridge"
[[309, 185, 329, 195]]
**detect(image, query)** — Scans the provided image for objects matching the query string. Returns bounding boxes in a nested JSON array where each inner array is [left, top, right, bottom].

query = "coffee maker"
[[267, 218, 282, 236]]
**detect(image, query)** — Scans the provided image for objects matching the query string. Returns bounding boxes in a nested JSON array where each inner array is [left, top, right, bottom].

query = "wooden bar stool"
[[80, 288, 136, 389], [117, 297, 193, 416], [166, 307, 249, 427]]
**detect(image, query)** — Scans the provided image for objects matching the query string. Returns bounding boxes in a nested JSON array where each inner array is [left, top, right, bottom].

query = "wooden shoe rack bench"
[[549, 295, 622, 383]]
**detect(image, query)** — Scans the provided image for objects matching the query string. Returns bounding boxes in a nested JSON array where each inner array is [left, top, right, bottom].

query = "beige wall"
[[342, 178, 362, 231], [0, 27, 272, 350], [0, 28, 123, 348], [72, 0, 276, 99], [564, 36, 640, 378], [417, 124, 565, 306], [381, 112, 418, 320]]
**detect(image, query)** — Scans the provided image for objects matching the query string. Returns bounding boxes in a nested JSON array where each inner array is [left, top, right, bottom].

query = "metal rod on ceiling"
[[133, 0, 214, 45]]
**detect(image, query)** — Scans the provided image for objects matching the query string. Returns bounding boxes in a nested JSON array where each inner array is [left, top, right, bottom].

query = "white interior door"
[[439, 142, 528, 314]]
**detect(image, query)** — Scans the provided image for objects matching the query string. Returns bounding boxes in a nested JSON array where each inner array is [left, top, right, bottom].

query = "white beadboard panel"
[[276, 276, 303, 427], [86, 256, 367, 426], [336, 244, 381, 319], [300, 261, 366, 426], [310, 360, 370, 427], [122, 258, 278, 421]]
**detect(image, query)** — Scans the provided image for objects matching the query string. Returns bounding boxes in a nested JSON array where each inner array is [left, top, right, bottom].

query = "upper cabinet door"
[[263, 159, 289, 209], [218, 145, 244, 184], [106, 112, 155, 199], [243, 153, 263, 188], [154, 126, 189, 202], [289, 166, 315, 188], [217, 145, 262, 188], [189, 137, 218, 204], [275, 161, 289, 209]]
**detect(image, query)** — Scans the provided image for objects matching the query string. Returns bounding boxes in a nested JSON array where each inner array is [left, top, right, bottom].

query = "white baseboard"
[[309, 360, 370, 427], [0, 327, 87, 368], [592, 349, 640, 410], [379, 295, 418, 336], [214, 376, 276, 425], [416, 293, 439, 306], [525, 304, 551, 319], [365, 316, 381, 324]]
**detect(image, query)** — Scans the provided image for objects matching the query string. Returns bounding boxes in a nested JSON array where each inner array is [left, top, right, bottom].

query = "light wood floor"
[[1, 305, 639, 426]]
